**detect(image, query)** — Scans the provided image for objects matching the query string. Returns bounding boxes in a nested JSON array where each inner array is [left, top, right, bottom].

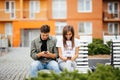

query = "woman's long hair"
[[63, 25, 75, 48]]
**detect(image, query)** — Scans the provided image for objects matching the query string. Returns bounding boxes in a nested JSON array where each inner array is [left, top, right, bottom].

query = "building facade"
[[0, 0, 120, 47]]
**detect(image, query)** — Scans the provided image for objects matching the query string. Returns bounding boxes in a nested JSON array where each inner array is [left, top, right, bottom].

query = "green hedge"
[[26, 64, 120, 80], [88, 39, 111, 55]]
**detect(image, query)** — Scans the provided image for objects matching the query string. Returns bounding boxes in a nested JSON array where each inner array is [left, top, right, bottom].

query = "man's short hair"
[[40, 25, 50, 33]]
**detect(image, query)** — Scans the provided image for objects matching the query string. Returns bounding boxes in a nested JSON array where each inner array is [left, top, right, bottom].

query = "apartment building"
[[103, 0, 120, 43], [0, 0, 119, 47]]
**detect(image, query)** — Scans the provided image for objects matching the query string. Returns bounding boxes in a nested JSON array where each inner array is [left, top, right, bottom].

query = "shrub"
[[106, 40, 112, 48], [88, 64, 120, 80], [93, 38, 103, 44], [26, 64, 120, 80], [88, 38, 110, 55]]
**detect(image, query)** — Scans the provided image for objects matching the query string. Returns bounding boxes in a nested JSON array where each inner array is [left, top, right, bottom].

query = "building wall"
[[67, 0, 102, 19], [48, 0, 103, 38], [23, 0, 48, 19], [67, 20, 103, 38], [0, 23, 5, 34], [12, 21, 55, 47], [1, 0, 119, 47]]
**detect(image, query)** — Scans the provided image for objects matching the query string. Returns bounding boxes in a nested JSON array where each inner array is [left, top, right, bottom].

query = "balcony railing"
[[103, 10, 120, 21], [103, 32, 120, 44], [0, 9, 48, 20], [103, 31, 120, 36]]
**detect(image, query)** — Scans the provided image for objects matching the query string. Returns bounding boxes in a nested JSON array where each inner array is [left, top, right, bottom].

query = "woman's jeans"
[[30, 60, 61, 77], [58, 59, 76, 72]]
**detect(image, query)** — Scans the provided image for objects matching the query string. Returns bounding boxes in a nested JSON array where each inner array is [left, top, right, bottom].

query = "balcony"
[[103, 32, 120, 44], [103, 10, 120, 22], [0, 9, 48, 21]]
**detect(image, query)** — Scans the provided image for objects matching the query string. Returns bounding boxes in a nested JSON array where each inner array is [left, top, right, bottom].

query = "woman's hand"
[[62, 57, 68, 61], [71, 56, 76, 61]]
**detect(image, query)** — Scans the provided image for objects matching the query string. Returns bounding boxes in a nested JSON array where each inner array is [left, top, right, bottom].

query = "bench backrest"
[[0, 39, 8, 48], [111, 40, 120, 68], [75, 40, 90, 73]]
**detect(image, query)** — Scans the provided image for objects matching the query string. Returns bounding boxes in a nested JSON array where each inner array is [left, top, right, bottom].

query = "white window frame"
[[5, 1, 15, 19], [108, 2, 119, 18], [108, 2, 119, 14], [29, 0, 40, 19], [5, 1, 15, 12], [78, 22, 92, 34], [52, 0, 67, 19], [78, 0, 92, 13], [108, 23, 119, 34], [55, 22, 67, 35]]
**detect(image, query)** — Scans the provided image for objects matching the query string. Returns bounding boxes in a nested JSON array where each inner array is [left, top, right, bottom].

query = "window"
[[52, 0, 66, 19], [30, 0, 40, 18], [55, 22, 67, 35], [30, 1, 40, 13], [78, 0, 92, 12], [108, 2, 118, 14], [108, 23, 119, 34], [78, 22, 92, 34], [5, 1, 15, 18], [108, 2, 119, 18], [5, 23, 13, 36], [5, 1, 15, 13]]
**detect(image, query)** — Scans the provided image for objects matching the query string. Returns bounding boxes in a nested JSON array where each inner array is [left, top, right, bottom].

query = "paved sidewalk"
[[0, 48, 33, 80]]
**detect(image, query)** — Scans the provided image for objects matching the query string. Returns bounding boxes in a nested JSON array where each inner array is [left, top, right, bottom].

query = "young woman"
[[56, 25, 80, 71]]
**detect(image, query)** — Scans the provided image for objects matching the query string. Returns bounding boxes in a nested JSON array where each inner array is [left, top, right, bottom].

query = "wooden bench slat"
[[79, 51, 88, 53], [79, 47, 88, 50], [113, 47, 120, 49], [113, 62, 120, 64], [113, 55, 120, 57], [113, 51, 120, 53], [76, 58, 88, 61], [113, 43, 120, 46]]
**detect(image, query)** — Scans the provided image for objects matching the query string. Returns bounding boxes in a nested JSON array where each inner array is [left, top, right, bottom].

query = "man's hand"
[[36, 51, 44, 58], [44, 51, 56, 59], [36, 51, 56, 59]]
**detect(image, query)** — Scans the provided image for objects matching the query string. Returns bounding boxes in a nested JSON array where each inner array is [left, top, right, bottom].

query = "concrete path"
[[0, 48, 33, 80]]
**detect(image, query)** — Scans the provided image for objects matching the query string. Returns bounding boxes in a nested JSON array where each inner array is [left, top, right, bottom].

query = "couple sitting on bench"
[[30, 24, 80, 77]]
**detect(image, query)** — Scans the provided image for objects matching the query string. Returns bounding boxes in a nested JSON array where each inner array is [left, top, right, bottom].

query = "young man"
[[30, 25, 61, 77]]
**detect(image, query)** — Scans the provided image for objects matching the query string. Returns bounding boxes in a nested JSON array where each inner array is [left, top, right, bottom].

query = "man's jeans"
[[30, 60, 61, 77]]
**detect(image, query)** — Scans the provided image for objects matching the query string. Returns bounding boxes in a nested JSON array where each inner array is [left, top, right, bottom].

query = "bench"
[[38, 40, 91, 74], [111, 40, 120, 68], [75, 40, 91, 73], [0, 38, 8, 54]]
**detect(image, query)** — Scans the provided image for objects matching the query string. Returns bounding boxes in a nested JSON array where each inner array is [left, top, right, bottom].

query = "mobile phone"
[[67, 57, 71, 60]]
